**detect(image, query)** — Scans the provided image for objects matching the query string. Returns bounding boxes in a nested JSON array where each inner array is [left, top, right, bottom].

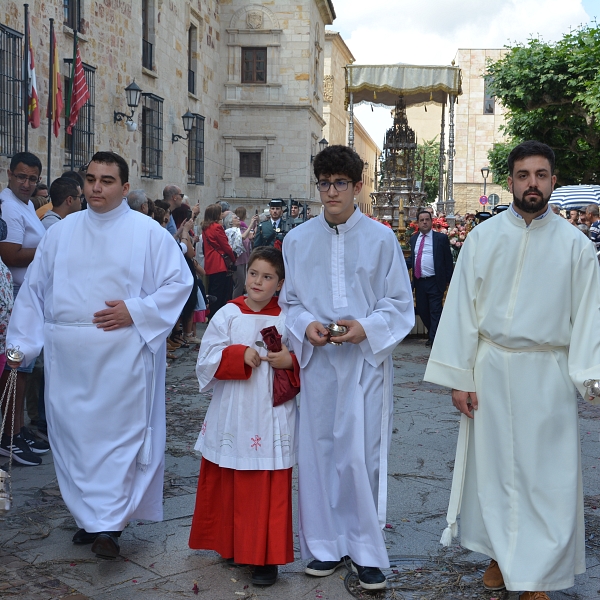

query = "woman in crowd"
[[202, 204, 235, 320], [232, 207, 258, 299], [171, 205, 201, 346]]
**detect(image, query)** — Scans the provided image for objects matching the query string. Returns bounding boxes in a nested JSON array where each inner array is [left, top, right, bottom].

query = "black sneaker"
[[0, 435, 42, 466], [305, 556, 350, 577], [251, 565, 278, 585], [20, 427, 50, 454], [352, 563, 387, 590]]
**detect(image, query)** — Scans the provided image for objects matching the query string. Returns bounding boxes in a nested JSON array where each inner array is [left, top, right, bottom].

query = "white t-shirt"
[[0, 187, 47, 290]]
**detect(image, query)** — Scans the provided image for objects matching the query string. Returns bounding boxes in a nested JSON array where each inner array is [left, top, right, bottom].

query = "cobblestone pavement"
[[1, 333, 600, 599]]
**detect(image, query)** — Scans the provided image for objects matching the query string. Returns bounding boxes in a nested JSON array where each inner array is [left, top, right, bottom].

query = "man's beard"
[[513, 188, 550, 214]]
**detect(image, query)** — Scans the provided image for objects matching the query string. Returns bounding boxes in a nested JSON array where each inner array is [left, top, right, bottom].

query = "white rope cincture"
[[440, 413, 470, 547], [0, 354, 21, 512]]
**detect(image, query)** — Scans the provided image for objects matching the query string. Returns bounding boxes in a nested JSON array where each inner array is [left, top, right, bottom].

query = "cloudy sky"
[[330, 0, 599, 147]]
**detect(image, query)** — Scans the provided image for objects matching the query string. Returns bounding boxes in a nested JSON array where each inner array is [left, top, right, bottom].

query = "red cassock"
[[189, 297, 299, 565]]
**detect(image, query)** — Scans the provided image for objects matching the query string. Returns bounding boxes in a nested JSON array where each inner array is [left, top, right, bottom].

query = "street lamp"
[[481, 166, 490, 196], [311, 138, 329, 162], [172, 111, 196, 143], [113, 80, 142, 124]]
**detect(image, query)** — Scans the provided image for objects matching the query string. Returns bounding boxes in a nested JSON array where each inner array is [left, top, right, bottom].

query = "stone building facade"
[[322, 30, 380, 214], [1, 0, 335, 215], [452, 48, 512, 214]]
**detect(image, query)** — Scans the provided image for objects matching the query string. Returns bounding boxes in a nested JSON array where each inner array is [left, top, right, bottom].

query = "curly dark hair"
[[247, 246, 285, 281], [313, 145, 364, 183]]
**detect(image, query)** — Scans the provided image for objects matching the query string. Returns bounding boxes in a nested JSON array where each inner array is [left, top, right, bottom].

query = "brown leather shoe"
[[520, 593, 550, 600], [483, 559, 505, 590]]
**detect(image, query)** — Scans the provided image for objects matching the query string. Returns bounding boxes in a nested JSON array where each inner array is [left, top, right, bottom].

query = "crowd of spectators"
[[0, 152, 88, 466]]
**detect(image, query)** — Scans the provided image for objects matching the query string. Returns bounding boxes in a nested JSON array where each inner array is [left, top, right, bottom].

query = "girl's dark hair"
[[201, 203, 222, 231], [313, 144, 364, 183], [154, 199, 170, 211], [247, 246, 285, 281], [172, 203, 192, 228]]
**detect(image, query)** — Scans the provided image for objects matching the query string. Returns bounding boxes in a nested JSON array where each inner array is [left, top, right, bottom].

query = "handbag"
[[260, 326, 300, 407], [204, 234, 236, 276]]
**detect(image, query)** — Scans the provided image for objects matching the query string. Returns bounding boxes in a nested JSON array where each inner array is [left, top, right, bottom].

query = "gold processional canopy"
[[345, 64, 463, 107]]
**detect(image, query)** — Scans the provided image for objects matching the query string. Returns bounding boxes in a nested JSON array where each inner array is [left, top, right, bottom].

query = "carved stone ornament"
[[323, 75, 334, 103], [246, 11, 263, 29]]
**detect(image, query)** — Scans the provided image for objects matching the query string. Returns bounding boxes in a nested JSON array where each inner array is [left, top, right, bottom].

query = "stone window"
[[188, 114, 205, 185], [240, 151, 261, 177], [241, 48, 267, 84], [141, 93, 163, 179], [63, 60, 95, 169], [188, 24, 198, 94], [63, 0, 82, 32], [484, 77, 495, 114], [0, 24, 23, 158], [142, 0, 155, 71]]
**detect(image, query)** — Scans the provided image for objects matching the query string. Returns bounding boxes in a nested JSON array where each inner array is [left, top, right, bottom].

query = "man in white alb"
[[425, 140, 600, 600], [6, 151, 193, 559]]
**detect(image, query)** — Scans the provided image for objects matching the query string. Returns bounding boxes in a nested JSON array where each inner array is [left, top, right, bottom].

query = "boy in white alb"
[[280, 145, 414, 590], [189, 247, 300, 587]]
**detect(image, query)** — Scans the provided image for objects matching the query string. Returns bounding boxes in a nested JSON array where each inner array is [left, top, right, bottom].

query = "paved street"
[[2, 333, 600, 599]]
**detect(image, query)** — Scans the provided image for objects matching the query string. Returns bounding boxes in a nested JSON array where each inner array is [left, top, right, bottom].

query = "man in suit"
[[253, 198, 288, 248], [407, 210, 454, 346]]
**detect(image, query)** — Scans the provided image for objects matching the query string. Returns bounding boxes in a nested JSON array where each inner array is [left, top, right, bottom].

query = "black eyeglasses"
[[316, 180, 353, 192], [13, 174, 40, 185]]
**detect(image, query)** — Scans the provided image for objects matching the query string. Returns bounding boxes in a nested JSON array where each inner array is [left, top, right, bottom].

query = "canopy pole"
[[437, 101, 446, 214], [446, 94, 456, 217], [348, 92, 354, 148]]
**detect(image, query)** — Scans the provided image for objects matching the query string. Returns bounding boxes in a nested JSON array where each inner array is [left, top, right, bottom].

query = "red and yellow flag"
[[27, 25, 40, 129], [66, 42, 89, 135], [46, 28, 63, 137]]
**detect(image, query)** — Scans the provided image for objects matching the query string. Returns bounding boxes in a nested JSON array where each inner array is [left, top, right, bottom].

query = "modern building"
[[451, 48, 512, 214], [1, 0, 336, 215]]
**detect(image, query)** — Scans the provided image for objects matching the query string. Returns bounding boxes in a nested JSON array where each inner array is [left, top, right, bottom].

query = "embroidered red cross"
[[251, 435, 262, 450], [201, 422, 207, 435]]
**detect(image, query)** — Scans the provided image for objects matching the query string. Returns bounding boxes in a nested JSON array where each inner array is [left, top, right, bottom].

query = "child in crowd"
[[189, 247, 300, 586]]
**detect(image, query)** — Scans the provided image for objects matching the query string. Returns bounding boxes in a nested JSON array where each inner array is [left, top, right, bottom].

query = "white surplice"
[[194, 301, 298, 470], [279, 208, 414, 568], [424, 208, 600, 591], [7, 200, 193, 532]]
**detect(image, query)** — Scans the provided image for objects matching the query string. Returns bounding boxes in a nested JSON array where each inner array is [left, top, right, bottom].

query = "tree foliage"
[[486, 23, 600, 186], [487, 142, 511, 190], [415, 137, 441, 204]]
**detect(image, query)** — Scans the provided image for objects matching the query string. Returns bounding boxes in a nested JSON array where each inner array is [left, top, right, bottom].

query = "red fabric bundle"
[[260, 326, 300, 406]]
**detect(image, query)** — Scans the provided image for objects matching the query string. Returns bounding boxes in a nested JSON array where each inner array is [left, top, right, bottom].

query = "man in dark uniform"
[[288, 200, 305, 230], [253, 198, 288, 248]]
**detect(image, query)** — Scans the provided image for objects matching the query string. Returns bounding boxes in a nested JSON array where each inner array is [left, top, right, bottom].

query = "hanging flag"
[[27, 24, 40, 129], [66, 39, 89, 135], [46, 28, 63, 137]]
